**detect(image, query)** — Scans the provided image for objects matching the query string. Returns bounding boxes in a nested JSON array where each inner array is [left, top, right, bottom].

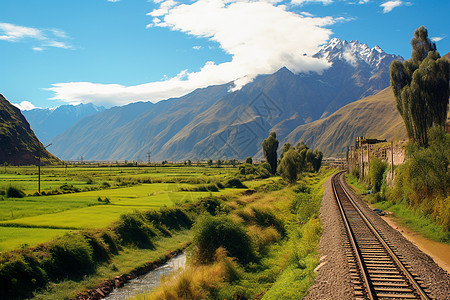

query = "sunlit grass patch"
[[0, 227, 71, 251], [0, 196, 99, 221]]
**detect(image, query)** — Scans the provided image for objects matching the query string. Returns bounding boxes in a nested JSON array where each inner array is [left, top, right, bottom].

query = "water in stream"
[[104, 253, 186, 299]]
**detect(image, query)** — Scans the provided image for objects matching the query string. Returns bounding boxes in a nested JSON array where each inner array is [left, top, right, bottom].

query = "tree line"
[[261, 132, 323, 184]]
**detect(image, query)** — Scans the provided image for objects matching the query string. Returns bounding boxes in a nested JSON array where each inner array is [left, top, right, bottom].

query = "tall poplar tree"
[[262, 132, 279, 174], [390, 26, 450, 146]]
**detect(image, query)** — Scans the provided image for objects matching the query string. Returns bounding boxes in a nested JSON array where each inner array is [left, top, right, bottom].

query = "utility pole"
[[367, 144, 370, 179], [360, 140, 364, 179], [391, 141, 394, 180], [147, 151, 151, 165], [346, 147, 349, 173], [38, 143, 52, 194]]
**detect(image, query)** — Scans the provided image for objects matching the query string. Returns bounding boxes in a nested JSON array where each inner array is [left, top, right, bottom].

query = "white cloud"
[[0, 22, 73, 50], [13, 101, 38, 111], [291, 0, 333, 5], [380, 0, 403, 13], [193, 45, 202, 50], [343, 49, 357, 67], [0, 23, 44, 42], [48, 0, 340, 107], [431, 36, 445, 42], [43, 40, 74, 49], [147, 0, 178, 17], [107, 0, 120, 2]]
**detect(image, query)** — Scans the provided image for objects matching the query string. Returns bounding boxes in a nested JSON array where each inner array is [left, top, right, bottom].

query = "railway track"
[[332, 172, 431, 300]]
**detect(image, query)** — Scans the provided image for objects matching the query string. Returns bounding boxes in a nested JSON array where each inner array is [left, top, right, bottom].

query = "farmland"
[[0, 164, 249, 251], [0, 162, 331, 300]]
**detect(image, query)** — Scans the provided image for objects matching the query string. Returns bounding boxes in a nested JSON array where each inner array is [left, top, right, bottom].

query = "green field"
[[0, 165, 244, 251], [0, 165, 235, 194]]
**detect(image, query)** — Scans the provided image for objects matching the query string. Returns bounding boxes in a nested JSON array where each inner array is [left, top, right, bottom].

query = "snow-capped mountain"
[[315, 38, 403, 72], [51, 38, 401, 161], [23, 103, 105, 144]]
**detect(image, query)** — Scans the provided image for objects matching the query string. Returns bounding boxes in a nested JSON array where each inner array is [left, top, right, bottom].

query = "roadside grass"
[[140, 168, 336, 299], [0, 227, 71, 251], [344, 174, 450, 244], [32, 230, 192, 300], [371, 201, 450, 243], [345, 173, 368, 195]]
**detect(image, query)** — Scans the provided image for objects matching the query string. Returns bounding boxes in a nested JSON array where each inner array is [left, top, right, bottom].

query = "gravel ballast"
[[304, 176, 353, 299], [305, 173, 450, 299]]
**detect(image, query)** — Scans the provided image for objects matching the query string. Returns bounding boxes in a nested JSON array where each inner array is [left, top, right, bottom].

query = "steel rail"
[[332, 171, 431, 300]]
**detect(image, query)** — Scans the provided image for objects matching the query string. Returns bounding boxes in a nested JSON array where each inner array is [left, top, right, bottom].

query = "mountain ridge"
[[23, 103, 105, 144], [51, 38, 403, 161], [283, 87, 407, 157]]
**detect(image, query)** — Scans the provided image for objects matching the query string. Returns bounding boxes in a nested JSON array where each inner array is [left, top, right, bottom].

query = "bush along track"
[[346, 128, 450, 243], [136, 169, 335, 300], [0, 194, 239, 300]]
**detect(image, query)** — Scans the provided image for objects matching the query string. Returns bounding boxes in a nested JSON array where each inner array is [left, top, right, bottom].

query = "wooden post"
[[38, 150, 41, 194], [346, 147, 349, 173], [391, 141, 394, 180], [367, 144, 370, 179], [360, 141, 364, 179], [38, 143, 52, 194]]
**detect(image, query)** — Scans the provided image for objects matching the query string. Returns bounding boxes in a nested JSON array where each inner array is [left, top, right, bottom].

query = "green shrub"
[[206, 184, 219, 192], [0, 252, 47, 299], [100, 231, 121, 255], [143, 208, 193, 231], [82, 232, 111, 262], [225, 178, 247, 189], [46, 234, 95, 279], [290, 193, 318, 224], [0, 190, 5, 196], [249, 207, 285, 236], [102, 181, 111, 188], [6, 186, 25, 198], [192, 215, 255, 265], [195, 197, 225, 216], [59, 183, 80, 193], [369, 158, 388, 193], [293, 184, 311, 194], [116, 213, 157, 248], [351, 167, 360, 179]]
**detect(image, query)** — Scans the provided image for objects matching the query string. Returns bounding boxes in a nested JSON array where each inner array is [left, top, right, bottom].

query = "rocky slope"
[[0, 94, 58, 165]]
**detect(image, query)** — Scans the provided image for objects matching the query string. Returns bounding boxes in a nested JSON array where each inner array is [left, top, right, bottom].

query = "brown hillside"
[[284, 87, 408, 156], [0, 94, 59, 165]]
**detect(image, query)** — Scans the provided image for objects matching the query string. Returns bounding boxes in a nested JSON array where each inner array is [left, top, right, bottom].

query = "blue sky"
[[1, 0, 448, 110]]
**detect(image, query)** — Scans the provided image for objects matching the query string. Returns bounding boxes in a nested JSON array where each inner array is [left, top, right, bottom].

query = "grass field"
[[0, 165, 235, 194], [0, 165, 244, 251]]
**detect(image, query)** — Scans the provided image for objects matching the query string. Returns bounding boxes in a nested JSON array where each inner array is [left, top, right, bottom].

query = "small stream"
[[103, 253, 186, 299]]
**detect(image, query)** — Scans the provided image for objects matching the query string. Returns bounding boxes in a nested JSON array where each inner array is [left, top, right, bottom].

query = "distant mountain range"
[[23, 103, 105, 144], [50, 38, 404, 161], [0, 94, 58, 165]]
